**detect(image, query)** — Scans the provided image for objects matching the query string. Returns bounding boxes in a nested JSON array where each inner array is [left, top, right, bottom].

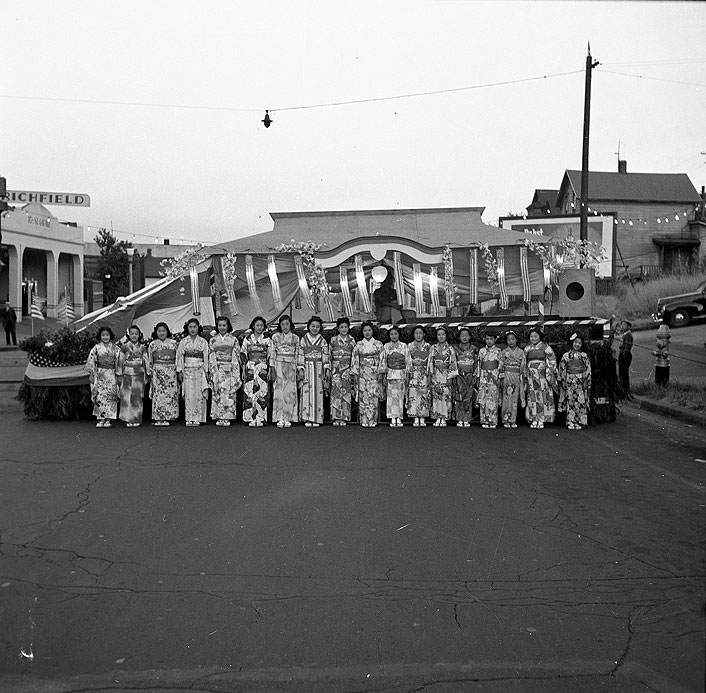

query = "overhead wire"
[[597, 68, 706, 88]]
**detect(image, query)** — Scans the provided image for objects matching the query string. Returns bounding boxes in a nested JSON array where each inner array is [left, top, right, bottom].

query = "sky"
[[1, 0, 704, 246]]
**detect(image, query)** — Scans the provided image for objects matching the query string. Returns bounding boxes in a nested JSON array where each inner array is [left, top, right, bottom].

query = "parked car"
[[652, 280, 706, 327]]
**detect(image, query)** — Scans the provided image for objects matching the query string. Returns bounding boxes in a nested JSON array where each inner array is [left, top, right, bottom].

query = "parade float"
[[19, 207, 616, 422]]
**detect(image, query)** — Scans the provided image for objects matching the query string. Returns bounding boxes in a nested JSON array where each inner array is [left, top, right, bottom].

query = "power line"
[[602, 58, 706, 67], [0, 69, 584, 115], [598, 68, 706, 88], [271, 69, 584, 111]]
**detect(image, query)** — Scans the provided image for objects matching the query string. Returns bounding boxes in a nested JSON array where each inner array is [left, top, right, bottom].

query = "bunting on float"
[[413, 263, 424, 314], [294, 254, 316, 311], [267, 254, 283, 310], [519, 246, 531, 302], [221, 253, 238, 315], [443, 247, 454, 309], [429, 267, 441, 317], [496, 248, 509, 310], [354, 255, 372, 313], [245, 255, 264, 315], [393, 251, 405, 306], [339, 266, 354, 316], [469, 248, 478, 306]]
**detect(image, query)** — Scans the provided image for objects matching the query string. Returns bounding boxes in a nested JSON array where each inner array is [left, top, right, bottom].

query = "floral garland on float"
[[275, 240, 332, 316]]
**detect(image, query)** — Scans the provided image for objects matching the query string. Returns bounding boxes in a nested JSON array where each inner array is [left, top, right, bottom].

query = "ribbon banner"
[[469, 248, 478, 306], [294, 254, 316, 311], [413, 263, 424, 314], [496, 248, 509, 310], [339, 266, 354, 316], [444, 250, 454, 309], [267, 254, 284, 310], [429, 266, 442, 317], [354, 255, 372, 313], [245, 255, 264, 315], [189, 266, 200, 315], [519, 246, 531, 302], [393, 251, 405, 306]]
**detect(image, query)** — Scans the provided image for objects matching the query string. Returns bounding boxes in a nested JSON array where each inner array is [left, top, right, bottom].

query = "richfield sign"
[[7, 190, 91, 207]]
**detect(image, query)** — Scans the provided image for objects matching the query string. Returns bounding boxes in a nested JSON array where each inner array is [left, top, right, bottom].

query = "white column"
[[72, 254, 84, 317], [8, 243, 22, 322], [45, 249, 58, 319]]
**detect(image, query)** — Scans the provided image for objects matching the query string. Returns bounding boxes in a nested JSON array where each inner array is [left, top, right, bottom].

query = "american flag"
[[58, 296, 75, 324], [30, 295, 45, 320]]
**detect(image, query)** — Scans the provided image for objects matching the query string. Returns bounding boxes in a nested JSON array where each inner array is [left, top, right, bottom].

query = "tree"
[[95, 228, 131, 305]]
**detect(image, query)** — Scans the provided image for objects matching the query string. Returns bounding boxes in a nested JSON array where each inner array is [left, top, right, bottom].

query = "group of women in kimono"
[[85, 316, 592, 431]]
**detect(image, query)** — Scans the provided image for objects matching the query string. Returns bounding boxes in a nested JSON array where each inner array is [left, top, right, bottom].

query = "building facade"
[[0, 202, 84, 321]]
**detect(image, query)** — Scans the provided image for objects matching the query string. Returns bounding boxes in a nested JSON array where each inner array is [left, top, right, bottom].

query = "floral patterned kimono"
[[241, 333, 272, 423], [406, 340, 431, 418], [209, 333, 241, 421], [297, 333, 330, 424], [86, 342, 121, 421], [476, 345, 504, 426], [501, 346, 526, 427], [176, 335, 211, 423], [453, 343, 477, 423], [329, 334, 356, 422], [524, 341, 558, 424], [147, 338, 179, 422], [558, 349, 592, 427], [427, 343, 458, 420], [379, 341, 410, 419], [118, 341, 148, 425], [269, 331, 300, 424], [351, 337, 384, 426]]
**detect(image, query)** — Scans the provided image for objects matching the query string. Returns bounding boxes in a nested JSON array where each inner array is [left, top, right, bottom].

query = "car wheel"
[[669, 309, 690, 328]]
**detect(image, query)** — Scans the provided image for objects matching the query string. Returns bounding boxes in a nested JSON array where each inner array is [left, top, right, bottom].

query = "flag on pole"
[[58, 296, 75, 324], [31, 295, 45, 320]]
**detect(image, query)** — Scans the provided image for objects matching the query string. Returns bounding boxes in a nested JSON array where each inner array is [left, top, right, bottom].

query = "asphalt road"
[[0, 408, 704, 692]]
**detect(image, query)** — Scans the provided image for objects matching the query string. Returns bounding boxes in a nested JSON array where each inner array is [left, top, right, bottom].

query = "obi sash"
[[481, 360, 499, 371], [96, 356, 117, 369], [386, 352, 407, 370], [361, 353, 379, 366], [122, 359, 144, 376], [275, 344, 297, 362], [456, 354, 475, 372], [526, 349, 546, 362], [505, 362, 522, 373], [247, 345, 268, 364], [566, 359, 587, 375], [184, 354, 204, 367], [212, 344, 234, 362], [331, 345, 353, 367], [432, 355, 449, 368], [153, 349, 176, 365], [303, 345, 323, 362]]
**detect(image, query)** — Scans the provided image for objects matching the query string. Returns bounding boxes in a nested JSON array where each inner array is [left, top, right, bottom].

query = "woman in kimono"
[[379, 325, 410, 427], [427, 326, 458, 427], [147, 322, 179, 426], [407, 325, 431, 427], [269, 314, 299, 427], [297, 315, 330, 427], [558, 333, 592, 430], [176, 318, 211, 426], [118, 324, 148, 427], [209, 316, 241, 426], [523, 326, 558, 429], [351, 321, 384, 428], [501, 330, 526, 429], [476, 331, 504, 429], [240, 316, 272, 427], [85, 326, 121, 428], [453, 327, 477, 427], [329, 317, 356, 426]]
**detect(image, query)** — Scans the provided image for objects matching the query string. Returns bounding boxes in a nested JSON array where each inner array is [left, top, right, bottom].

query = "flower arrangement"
[[524, 236, 606, 276], [221, 252, 238, 286], [479, 243, 499, 291], [276, 239, 329, 296], [20, 327, 96, 366], [159, 244, 207, 279]]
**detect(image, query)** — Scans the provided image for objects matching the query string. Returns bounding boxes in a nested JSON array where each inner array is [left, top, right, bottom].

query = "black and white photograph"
[[1, 1, 705, 691]]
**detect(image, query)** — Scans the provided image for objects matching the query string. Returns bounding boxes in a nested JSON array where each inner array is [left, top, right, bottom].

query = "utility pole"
[[580, 44, 599, 241]]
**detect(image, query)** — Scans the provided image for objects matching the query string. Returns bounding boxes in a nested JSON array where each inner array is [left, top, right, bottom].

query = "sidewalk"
[[622, 393, 705, 428]]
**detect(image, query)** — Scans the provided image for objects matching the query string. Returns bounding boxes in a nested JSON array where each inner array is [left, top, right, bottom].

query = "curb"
[[625, 394, 705, 427]]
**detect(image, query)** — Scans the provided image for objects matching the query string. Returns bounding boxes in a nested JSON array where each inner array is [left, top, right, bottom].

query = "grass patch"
[[632, 380, 706, 412], [610, 270, 706, 320]]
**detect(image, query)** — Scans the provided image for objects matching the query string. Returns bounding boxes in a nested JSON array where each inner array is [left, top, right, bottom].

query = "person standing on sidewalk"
[[2, 300, 17, 346], [616, 320, 633, 399]]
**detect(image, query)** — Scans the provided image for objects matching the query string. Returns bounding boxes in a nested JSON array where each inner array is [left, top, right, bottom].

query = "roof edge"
[[270, 206, 486, 220]]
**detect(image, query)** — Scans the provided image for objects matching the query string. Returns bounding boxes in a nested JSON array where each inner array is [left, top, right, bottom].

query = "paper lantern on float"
[[371, 265, 388, 283]]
